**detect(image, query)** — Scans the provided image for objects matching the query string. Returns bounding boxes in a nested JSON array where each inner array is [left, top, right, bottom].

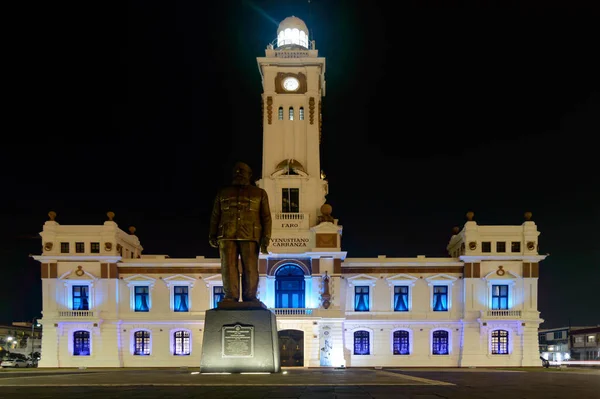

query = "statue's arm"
[[208, 192, 221, 244], [260, 189, 272, 246]]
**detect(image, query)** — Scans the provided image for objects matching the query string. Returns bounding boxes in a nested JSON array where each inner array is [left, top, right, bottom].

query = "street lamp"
[[30, 318, 41, 360]]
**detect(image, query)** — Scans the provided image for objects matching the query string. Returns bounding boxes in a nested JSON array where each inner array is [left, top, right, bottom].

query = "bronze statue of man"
[[209, 162, 272, 304]]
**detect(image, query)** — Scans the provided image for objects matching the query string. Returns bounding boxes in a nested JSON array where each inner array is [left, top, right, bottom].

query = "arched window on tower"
[[278, 107, 283, 120], [289, 107, 294, 121], [299, 107, 304, 120]]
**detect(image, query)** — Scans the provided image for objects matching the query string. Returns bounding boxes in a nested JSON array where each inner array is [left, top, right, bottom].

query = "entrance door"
[[278, 329, 304, 367]]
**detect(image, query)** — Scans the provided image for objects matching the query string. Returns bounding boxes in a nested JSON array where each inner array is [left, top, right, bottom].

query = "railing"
[[271, 308, 314, 316], [485, 310, 522, 318], [275, 213, 305, 220], [58, 310, 95, 318]]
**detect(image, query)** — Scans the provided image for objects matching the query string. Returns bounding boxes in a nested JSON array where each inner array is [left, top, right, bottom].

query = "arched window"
[[393, 330, 409, 355], [491, 330, 509, 354], [173, 330, 191, 355], [278, 107, 283, 120], [353, 330, 370, 355], [134, 330, 151, 355], [275, 264, 305, 308], [432, 330, 449, 355], [289, 107, 294, 120], [73, 330, 90, 356], [299, 107, 304, 120]]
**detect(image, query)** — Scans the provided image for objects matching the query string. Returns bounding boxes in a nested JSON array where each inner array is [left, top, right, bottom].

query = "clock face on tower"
[[282, 77, 300, 92]]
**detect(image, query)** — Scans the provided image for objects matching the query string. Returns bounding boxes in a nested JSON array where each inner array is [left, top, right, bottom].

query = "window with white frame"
[[73, 330, 90, 356], [125, 275, 156, 313], [133, 330, 151, 355], [393, 330, 410, 355], [432, 330, 449, 355], [72, 285, 90, 310], [425, 274, 457, 312], [163, 275, 196, 312], [204, 275, 224, 309], [353, 330, 370, 355], [347, 274, 378, 312], [173, 330, 191, 355], [385, 274, 418, 312], [213, 286, 225, 308], [491, 329, 509, 354]]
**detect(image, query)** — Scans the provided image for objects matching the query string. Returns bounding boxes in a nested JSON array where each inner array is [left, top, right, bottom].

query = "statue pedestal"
[[200, 306, 280, 373]]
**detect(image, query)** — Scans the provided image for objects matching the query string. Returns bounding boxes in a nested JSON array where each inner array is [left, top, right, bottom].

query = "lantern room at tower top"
[[276, 16, 311, 49]]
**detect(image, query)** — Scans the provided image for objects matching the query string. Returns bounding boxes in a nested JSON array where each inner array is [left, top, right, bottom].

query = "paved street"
[[0, 367, 598, 398]]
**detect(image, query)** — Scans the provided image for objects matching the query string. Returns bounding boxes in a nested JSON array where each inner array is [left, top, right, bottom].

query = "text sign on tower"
[[222, 324, 254, 358]]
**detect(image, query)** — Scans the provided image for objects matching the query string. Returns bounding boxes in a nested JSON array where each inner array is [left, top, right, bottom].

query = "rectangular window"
[[587, 335, 596, 343], [393, 330, 410, 355], [433, 285, 448, 311], [278, 107, 283, 120], [289, 107, 294, 120], [299, 107, 304, 120], [496, 242, 506, 252], [432, 330, 449, 355], [353, 331, 370, 355], [75, 242, 85, 253], [134, 286, 150, 312], [213, 286, 225, 308], [393, 286, 409, 311], [134, 331, 150, 355], [72, 285, 89, 310], [61, 242, 70, 253], [173, 330, 190, 355], [73, 331, 90, 356], [511, 241, 521, 252], [174, 286, 189, 312], [491, 285, 508, 310], [574, 336, 584, 343], [354, 286, 369, 312], [491, 330, 509, 354], [91, 242, 100, 253], [482, 242, 491, 253], [282, 188, 299, 213]]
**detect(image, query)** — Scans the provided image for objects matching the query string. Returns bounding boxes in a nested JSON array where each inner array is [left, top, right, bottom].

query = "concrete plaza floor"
[[0, 366, 598, 398]]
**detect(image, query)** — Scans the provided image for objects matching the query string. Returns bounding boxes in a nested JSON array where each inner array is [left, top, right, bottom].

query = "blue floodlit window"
[[134, 331, 151, 355], [134, 286, 149, 312], [393, 330, 410, 355], [353, 330, 370, 355], [492, 330, 509, 354], [354, 286, 369, 312], [275, 265, 305, 308], [72, 285, 89, 310], [394, 286, 409, 311], [432, 330, 449, 355], [73, 330, 90, 356], [492, 285, 508, 310], [174, 286, 189, 312], [173, 330, 190, 355], [213, 286, 225, 308], [433, 285, 448, 311]]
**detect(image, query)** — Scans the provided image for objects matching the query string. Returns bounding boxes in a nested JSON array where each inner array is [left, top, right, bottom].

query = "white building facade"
[[33, 16, 546, 368]]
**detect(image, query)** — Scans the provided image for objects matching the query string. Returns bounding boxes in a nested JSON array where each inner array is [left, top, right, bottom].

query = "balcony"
[[57, 310, 96, 318], [270, 308, 315, 317], [482, 310, 522, 318], [273, 213, 309, 229]]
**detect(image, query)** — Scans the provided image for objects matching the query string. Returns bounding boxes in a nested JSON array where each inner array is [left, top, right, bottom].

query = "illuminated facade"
[[34, 16, 546, 368]]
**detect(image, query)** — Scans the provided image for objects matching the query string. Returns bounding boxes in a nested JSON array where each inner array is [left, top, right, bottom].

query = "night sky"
[[2, 1, 598, 329]]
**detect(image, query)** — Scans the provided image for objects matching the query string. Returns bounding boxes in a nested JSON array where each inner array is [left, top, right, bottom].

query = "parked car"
[[1, 358, 30, 368]]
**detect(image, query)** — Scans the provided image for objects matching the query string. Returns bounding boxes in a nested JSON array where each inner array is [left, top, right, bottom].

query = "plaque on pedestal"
[[200, 307, 280, 373]]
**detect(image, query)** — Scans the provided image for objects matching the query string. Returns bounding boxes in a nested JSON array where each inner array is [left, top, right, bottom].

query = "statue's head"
[[232, 162, 252, 185]]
